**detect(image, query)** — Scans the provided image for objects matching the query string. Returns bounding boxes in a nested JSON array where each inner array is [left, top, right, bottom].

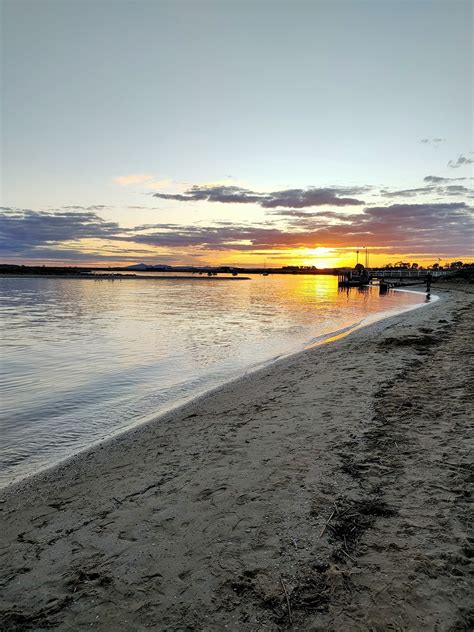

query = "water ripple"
[[0, 274, 423, 487]]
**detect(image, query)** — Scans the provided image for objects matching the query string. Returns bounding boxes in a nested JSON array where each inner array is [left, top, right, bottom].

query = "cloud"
[[265, 209, 353, 225], [448, 154, 474, 169], [114, 174, 153, 186], [127, 205, 164, 210], [62, 205, 111, 211], [381, 186, 434, 198], [423, 175, 472, 183], [443, 185, 474, 198], [154, 185, 266, 205], [421, 137, 446, 146], [260, 188, 367, 208], [114, 175, 173, 190], [153, 185, 368, 208], [380, 183, 473, 199], [0, 209, 123, 255], [1, 202, 472, 261], [266, 203, 474, 255]]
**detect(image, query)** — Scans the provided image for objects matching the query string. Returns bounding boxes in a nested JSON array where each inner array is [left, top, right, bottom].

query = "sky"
[[1, 0, 473, 268]]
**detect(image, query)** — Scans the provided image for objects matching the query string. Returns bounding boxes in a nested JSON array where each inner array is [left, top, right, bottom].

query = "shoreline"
[[0, 274, 252, 281], [1, 286, 433, 493], [1, 283, 472, 630]]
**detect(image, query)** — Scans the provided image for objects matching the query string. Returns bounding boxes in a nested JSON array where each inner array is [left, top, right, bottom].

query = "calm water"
[[0, 274, 425, 487]]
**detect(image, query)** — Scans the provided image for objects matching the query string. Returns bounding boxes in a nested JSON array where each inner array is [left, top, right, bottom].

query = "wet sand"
[[1, 284, 472, 631]]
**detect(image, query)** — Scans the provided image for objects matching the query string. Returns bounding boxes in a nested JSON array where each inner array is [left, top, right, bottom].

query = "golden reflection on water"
[[0, 273, 424, 487]]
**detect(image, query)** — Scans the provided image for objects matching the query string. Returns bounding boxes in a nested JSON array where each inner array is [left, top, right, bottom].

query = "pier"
[[338, 268, 454, 288]]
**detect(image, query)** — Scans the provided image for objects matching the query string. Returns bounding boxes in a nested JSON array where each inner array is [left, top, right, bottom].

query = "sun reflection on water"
[[0, 273, 424, 487]]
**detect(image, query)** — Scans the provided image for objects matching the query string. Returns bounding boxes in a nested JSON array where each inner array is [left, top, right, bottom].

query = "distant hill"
[[125, 264, 173, 271]]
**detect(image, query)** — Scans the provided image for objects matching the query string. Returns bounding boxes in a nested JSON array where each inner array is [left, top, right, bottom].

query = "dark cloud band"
[[153, 185, 368, 208], [1, 202, 472, 260]]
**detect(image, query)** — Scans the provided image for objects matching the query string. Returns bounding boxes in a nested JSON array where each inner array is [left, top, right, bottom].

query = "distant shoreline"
[[0, 273, 251, 281]]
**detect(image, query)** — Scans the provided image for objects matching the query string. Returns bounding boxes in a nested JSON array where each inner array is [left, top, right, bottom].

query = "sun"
[[301, 246, 335, 268]]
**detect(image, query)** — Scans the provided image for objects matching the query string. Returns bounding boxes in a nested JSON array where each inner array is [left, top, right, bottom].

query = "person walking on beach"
[[426, 271, 432, 292], [426, 271, 432, 299]]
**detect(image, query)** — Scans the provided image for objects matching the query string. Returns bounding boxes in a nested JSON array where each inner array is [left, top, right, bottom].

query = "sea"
[[0, 273, 427, 488]]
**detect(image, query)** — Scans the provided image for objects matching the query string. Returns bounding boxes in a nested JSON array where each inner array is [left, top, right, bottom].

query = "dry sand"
[[1, 284, 472, 631]]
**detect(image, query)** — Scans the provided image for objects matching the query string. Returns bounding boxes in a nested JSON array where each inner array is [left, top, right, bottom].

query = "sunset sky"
[[1, 0, 473, 268]]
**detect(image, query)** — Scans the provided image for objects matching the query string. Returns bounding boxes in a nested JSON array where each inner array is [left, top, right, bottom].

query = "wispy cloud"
[[380, 183, 473, 199], [114, 174, 175, 191], [153, 185, 368, 208], [126, 205, 164, 210], [62, 205, 111, 211], [380, 186, 434, 199], [421, 137, 446, 146], [424, 175, 472, 183], [448, 154, 474, 169], [114, 174, 154, 186], [443, 185, 474, 197]]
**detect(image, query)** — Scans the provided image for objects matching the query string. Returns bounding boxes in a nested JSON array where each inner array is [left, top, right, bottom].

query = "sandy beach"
[[1, 283, 472, 631]]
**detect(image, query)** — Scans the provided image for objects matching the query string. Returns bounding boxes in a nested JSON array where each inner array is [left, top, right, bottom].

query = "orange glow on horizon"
[[203, 248, 474, 269], [7, 244, 473, 270]]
